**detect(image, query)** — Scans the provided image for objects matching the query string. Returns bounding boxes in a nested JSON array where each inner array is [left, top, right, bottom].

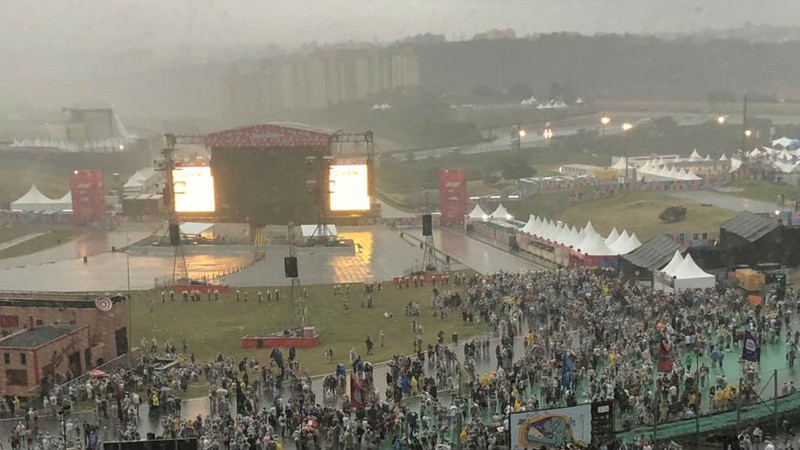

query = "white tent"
[[10, 185, 68, 212], [614, 232, 642, 255], [660, 250, 684, 277], [610, 230, 631, 253], [490, 204, 513, 221], [300, 224, 337, 238], [719, 153, 728, 161], [54, 191, 73, 211], [575, 230, 617, 256], [583, 220, 597, 236], [689, 149, 703, 161], [672, 254, 716, 291], [520, 215, 537, 234], [605, 228, 620, 247], [468, 204, 488, 221], [542, 220, 555, 241], [180, 222, 214, 236], [611, 158, 628, 170], [773, 137, 795, 148], [554, 223, 571, 245], [530, 217, 544, 236]]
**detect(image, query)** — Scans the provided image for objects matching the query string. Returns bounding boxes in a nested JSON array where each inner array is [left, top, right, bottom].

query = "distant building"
[[224, 46, 420, 115], [0, 293, 129, 398], [3, 107, 148, 154], [0, 323, 90, 399], [473, 29, 516, 40]]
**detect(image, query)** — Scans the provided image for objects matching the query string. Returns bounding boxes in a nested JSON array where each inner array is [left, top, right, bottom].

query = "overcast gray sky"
[[2, 0, 798, 55], [1, 0, 798, 115]]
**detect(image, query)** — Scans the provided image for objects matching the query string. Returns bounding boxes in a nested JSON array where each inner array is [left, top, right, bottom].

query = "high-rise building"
[[224, 46, 420, 116]]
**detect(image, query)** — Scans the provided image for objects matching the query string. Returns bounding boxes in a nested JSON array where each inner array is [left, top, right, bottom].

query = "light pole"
[[621, 123, 633, 182], [517, 127, 526, 151], [126, 233, 132, 355], [600, 116, 611, 138], [543, 122, 553, 144]]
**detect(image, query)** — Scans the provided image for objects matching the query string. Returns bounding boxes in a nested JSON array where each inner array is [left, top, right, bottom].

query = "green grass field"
[[0, 229, 81, 259], [723, 180, 799, 206], [130, 279, 485, 377], [510, 191, 736, 240]]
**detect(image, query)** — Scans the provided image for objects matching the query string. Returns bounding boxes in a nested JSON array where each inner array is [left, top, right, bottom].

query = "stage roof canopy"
[[205, 123, 333, 149], [620, 234, 683, 271], [721, 211, 780, 243]]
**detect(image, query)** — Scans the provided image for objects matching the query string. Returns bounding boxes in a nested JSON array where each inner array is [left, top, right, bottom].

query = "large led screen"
[[173, 166, 216, 213], [329, 164, 370, 211]]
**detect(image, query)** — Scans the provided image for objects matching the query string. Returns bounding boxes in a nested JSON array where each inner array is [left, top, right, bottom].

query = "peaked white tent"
[[490, 204, 513, 221], [672, 254, 716, 291], [520, 215, 537, 234], [614, 232, 642, 255], [611, 158, 628, 170], [689, 149, 703, 161], [10, 185, 70, 212], [605, 228, 620, 247], [575, 230, 617, 256], [610, 230, 631, 253], [660, 250, 684, 277], [53, 191, 73, 211], [468, 204, 488, 221], [719, 154, 728, 161]]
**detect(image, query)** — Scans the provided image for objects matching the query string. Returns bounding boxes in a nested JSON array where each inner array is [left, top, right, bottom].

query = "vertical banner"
[[70, 170, 106, 226], [658, 340, 674, 373], [742, 330, 761, 363], [438, 169, 467, 226]]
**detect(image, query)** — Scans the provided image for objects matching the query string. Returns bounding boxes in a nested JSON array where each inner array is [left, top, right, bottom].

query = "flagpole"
[[126, 233, 132, 357]]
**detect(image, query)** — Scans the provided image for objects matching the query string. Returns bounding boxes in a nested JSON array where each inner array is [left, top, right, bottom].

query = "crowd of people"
[[5, 266, 799, 450]]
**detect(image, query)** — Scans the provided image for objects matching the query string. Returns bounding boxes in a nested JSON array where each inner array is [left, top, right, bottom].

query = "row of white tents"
[[468, 203, 642, 256], [9, 137, 138, 153], [657, 250, 715, 291], [634, 161, 703, 181], [10, 185, 72, 212]]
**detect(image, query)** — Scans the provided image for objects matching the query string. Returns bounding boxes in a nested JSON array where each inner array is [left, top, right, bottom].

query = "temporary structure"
[[10, 185, 70, 212], [520, 215, 537, 234], [672, 254, 716, 291], [609, 230, 630, 253], [468, 204, 488, 221], [605, 228, 620, 247], [490, 204, 513, 221], [575, 230, 617, 256], [613, 232, 642, 255], [660, 250, 684, 277]]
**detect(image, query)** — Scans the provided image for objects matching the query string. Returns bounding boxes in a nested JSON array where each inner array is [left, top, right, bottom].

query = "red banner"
[[70, 170, 106, 226], [438, 169, 467, 226]]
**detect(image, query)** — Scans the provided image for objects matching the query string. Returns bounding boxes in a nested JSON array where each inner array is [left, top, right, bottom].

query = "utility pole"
[[741, 94, 749, 168]]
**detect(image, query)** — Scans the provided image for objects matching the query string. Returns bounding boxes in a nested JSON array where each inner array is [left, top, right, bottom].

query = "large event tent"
[[10, 185, 71, 212], [672, 254, 716, 291], [490, 204, 513, 221], [468, 204, 488, 221]]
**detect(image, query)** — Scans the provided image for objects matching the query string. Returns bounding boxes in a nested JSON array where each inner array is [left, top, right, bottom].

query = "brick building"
[[0, 293, 128, 398]]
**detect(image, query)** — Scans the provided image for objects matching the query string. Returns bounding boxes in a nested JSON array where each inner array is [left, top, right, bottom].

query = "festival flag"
[[561, 352, 574, 389], [349, 376, 366, 408], [742, 330, 761, 363], [657, 341, 674, 373]]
